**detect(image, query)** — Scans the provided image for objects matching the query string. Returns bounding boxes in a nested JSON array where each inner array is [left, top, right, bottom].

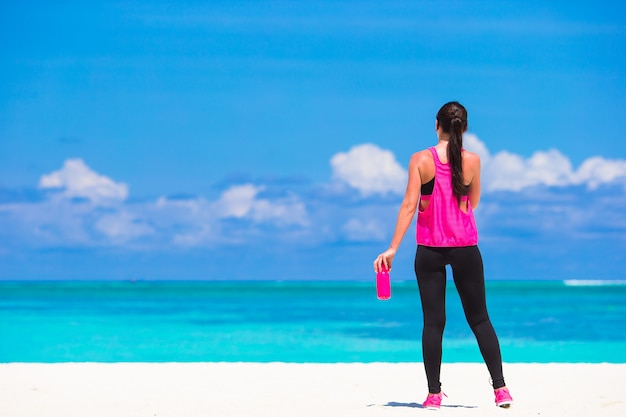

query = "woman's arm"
[[373, 152, 423, 272]]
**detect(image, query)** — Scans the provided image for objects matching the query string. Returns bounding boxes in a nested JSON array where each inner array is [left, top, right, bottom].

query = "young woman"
[[373, 102, 513, 409]]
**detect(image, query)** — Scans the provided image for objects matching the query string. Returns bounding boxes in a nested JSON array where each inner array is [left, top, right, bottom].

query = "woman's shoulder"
[[462, 149, 481, 163], [409, 148, 436, 175], [410, 148, 434, 163], [461, 149, 481, 173]]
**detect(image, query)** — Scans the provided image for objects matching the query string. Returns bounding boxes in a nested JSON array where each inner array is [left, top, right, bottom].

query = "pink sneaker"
[[422, 392, 446, 410], [494, 387, 513, 408]]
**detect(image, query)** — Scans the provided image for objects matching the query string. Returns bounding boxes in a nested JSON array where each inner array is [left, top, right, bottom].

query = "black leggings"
[[414, 245, 505, 393]]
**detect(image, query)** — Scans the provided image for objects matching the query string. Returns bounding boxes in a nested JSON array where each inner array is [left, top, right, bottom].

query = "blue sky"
[[1, 0, 625, 281]]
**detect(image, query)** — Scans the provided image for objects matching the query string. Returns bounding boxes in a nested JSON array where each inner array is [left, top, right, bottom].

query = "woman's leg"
[[449, 246, 506, 389], [414, 246, 447, 394]]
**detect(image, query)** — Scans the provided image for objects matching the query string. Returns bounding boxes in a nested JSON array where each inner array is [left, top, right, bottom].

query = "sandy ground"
[[1, 362, 625, 417]]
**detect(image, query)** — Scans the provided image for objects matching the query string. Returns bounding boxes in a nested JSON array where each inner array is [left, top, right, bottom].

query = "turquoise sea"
[[1, 280, 625, 363]]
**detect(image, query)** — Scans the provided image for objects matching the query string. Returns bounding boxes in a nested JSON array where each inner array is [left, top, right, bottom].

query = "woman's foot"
[[422, 392, 445, 409], [494, 387, 513, 408]]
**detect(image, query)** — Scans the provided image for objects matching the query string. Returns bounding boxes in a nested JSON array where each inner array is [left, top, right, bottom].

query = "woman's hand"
[[373, 248, 397, 273]]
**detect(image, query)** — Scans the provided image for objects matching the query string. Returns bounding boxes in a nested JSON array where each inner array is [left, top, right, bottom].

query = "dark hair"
[[436, 101, 468, 202]]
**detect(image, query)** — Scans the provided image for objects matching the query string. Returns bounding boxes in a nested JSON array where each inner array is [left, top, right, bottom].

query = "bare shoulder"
[[409, 149, 433, 166], [409, 149, 435, 181], [462, 149, 481, 166]]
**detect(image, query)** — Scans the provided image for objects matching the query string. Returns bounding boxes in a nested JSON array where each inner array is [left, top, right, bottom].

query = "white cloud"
[[216, 184, 263, 218], [463, 135, 626, 192], [574, 157, 626, 190], [10, 160, 311, 249], [0, 199, 96, 246], [341, 218, 386, 242], [39, 159, 128, 204], [94, 211, 155, 241], [152, 184, 309, 247], [215, 184, 309, 226], [483, 149, 576, 191], [206, 184, 309, 226], [249, 196, 309, 226], [172, 226, 218, 246], [330, 143, 407, 196]]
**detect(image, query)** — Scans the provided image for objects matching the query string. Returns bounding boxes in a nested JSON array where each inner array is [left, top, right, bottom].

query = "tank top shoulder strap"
[[428, 147, 444, 169]]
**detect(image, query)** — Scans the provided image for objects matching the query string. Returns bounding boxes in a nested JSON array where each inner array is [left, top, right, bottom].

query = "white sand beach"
[[1, 362, 625, 417]]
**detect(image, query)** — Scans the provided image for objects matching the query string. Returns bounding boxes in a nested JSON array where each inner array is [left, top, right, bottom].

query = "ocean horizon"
[[1, 279, 625, 363]]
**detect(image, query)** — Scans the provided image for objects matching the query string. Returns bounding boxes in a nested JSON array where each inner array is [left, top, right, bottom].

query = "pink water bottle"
[[376, 264, 391, 300]]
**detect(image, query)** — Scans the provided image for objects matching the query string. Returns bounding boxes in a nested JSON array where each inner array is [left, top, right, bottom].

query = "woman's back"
[[416, 146, 479, 247]]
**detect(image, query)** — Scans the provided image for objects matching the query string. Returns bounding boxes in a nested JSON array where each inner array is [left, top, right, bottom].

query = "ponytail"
[[436, 102, 468, 203], [448, 117, 465, 202]]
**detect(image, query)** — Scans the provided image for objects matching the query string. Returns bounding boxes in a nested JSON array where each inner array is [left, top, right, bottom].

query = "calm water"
[[1, 280, 625, 363]]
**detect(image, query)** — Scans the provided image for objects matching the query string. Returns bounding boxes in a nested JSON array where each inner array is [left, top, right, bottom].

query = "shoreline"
[[1, 362, 625, 416]]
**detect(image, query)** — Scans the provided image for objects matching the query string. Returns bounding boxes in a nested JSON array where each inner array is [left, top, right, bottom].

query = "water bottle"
[[376, 264, 391, 300]]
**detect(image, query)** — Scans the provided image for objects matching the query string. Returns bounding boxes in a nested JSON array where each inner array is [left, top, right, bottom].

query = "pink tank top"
[[416, 147, 478, 247]]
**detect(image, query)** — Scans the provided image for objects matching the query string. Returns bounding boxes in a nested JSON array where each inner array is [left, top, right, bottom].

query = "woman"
[[373, 102, 513, 409]]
